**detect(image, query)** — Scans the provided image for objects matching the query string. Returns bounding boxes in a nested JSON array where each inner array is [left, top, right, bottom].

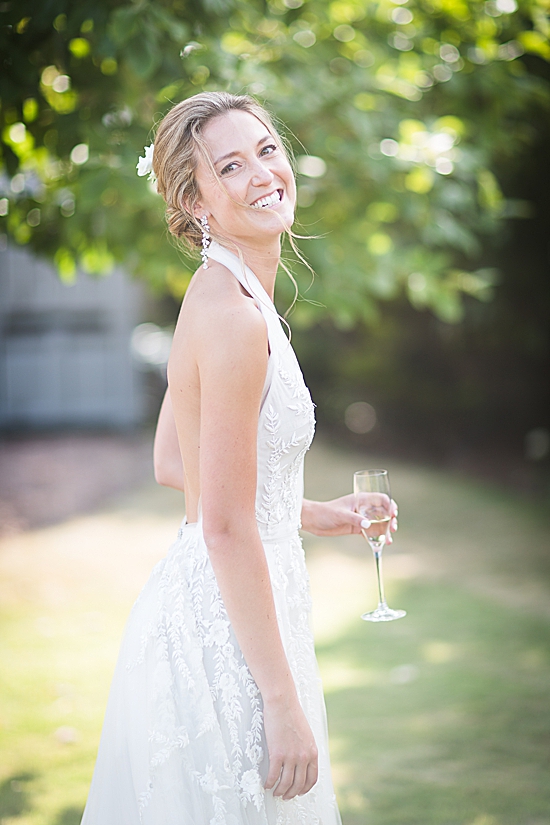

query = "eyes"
[[261, 144, 277, 156], [220, 161, 239, 176], [220, 144, 278, 176]]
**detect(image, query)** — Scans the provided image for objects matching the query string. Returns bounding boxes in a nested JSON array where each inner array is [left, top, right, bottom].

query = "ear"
[[194, 205, 210, 221], [180, 193, 207, 221]]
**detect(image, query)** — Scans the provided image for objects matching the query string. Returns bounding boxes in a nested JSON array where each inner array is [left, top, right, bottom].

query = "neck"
[[218, 236, 281, 300]]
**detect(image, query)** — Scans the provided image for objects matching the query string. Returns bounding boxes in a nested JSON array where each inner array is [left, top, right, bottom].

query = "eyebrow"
[[213, 134, 273, 166]]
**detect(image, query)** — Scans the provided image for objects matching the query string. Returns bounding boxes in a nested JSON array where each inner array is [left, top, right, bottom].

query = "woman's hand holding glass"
[[301, 494, 398, 539], [354, 470, 406, 622]]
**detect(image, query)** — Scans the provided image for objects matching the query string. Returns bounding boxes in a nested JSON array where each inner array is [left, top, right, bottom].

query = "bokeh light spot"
[[293, 30, 316, 47], [435, 157, 454, 175], [380, 138, 399, 157], [367, 201, 399, 222], [70, 144, 89, 165], [297, 155, 327, 178], [26, 208, 41, 227], [440, 43, 461, 62], [333, 24, 356, 42], [368, 232, 393, 255], [433, 64, 453, 82], [131, 323, 173, 368], [405, 167, 434, 193], [52, 75, 71, 93], [353, 50, 375, 67], [408, 272, 427, 292], [345, 402, 377, 434], [496, 0, 517, 11], [392, 8, 413, 24], [525, 428, 550, 461], [9, 123, 26, 143]]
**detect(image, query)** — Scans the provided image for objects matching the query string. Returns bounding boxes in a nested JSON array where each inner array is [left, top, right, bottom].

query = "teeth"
[[251, 190, 281, 209]]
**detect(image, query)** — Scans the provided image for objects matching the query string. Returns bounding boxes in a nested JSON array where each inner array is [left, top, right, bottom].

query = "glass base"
[[361, 604, 407, 622]]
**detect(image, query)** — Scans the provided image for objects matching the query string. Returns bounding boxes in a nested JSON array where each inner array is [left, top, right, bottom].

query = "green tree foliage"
[[1, 0, 549, 323]]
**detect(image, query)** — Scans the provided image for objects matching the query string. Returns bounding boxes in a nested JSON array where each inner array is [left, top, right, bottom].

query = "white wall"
[[0, 245, 146, 428]]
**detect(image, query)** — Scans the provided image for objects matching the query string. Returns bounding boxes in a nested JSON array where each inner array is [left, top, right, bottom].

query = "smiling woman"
[[80, 92, 391, 825], [151, 93, 295, 255], [191, 108, 296, 257]]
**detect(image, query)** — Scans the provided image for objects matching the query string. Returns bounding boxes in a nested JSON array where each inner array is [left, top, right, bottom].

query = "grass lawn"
[[1, 440, 549, 825]]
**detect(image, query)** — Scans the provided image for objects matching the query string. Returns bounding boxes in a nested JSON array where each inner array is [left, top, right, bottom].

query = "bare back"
[[167, 259, 269, 524]]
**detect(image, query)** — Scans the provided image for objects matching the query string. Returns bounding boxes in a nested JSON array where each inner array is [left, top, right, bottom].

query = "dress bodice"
[[207, 242, 315, 541]]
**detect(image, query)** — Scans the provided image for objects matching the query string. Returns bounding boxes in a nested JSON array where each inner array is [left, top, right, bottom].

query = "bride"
[[81, 91, 396, 825]]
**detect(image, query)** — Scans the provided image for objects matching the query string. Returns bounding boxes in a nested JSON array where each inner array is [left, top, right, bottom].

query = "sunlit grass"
[[0, 603, 127, 825], [320, 581, 550, 825], [1, 441, 549, 825]]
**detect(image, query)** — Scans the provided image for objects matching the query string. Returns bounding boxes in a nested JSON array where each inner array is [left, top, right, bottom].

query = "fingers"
[[348, 512, 370, 536], [351, 516, 370, 536], [323, 507, 370, 536], [264, 755, 283, 791], [275, 755, 318, 799], [301, 760, 319, 796], [385, 499, 398, 544], [274, 760, 296, 798], [267, 751, 318, 799], [282, 761, 307, 800]]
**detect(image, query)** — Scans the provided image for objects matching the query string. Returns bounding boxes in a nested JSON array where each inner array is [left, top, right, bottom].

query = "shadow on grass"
[[0, 772, 36, 819], [53, 806, 85, 825], [320, 581, 550, 825]]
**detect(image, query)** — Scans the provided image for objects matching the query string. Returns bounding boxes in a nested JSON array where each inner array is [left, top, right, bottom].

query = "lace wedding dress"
[[81, 242, 342, 825]]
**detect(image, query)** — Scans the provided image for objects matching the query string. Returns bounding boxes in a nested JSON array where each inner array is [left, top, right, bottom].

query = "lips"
[[250, 189, 283, 209]]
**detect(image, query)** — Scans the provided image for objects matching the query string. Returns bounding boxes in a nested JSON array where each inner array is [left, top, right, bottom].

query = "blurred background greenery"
[[1, 0, 549, 486]]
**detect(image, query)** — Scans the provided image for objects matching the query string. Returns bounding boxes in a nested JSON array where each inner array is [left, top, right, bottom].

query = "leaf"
[[124, 33, 162, 79], [108, 8, 140, 46], [54, 247, 76, 283]]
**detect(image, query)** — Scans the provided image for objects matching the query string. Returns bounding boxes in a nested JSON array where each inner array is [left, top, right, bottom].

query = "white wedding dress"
[[81, 242, 342, 825]]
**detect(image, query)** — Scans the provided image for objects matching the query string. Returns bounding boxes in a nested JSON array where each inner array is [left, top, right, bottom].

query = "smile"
[[250, 189, 283, 209]]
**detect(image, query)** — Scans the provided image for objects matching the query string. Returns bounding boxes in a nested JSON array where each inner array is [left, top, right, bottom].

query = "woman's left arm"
[[153, 388, 185, 491], [301, 495, 398, 542]]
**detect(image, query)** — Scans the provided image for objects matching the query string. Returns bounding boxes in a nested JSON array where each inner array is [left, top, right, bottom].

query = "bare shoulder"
[[172, 260, 268, 368]]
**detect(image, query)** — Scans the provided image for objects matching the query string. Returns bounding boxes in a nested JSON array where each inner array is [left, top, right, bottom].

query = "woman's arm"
[[302, 495, 398, 542], [168, 294, 317, 800], [153, 389, 185, 491]]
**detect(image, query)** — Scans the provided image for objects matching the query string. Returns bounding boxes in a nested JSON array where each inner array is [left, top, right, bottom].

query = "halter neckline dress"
[[81, 241, 342, 825]]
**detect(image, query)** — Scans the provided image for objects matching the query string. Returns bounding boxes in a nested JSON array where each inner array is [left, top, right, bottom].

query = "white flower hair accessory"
[[136, 144, 156, 181]]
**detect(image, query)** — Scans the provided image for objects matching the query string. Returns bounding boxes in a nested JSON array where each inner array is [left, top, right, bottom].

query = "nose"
[[250, 157, 274, 187]]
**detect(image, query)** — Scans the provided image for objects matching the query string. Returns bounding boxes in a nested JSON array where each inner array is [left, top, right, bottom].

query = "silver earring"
[[200, 215, 210, 269]]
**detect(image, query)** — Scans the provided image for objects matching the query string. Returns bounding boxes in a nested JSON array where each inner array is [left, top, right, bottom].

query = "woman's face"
[[193, 109, 296, 246]]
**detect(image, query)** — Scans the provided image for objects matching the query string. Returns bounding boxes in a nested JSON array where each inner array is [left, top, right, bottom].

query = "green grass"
[[321, 581, 550, 825], [1, 441, 549, 825], [0, 603, 125, 825]]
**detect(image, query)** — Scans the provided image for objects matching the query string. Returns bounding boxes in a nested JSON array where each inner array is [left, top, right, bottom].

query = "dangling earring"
[[200, 215, 211, 269]]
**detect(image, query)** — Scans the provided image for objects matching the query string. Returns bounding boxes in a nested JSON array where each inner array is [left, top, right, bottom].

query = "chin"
[[268, 206, 296, 233]]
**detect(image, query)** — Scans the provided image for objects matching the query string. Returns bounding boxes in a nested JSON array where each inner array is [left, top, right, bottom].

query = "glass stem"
[[374, 551, 387, 607]]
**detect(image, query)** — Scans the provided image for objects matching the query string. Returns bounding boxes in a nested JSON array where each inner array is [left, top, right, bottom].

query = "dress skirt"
[[80, 519, 342, 825]]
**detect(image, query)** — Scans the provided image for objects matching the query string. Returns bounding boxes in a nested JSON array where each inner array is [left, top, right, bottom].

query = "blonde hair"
[[152, 91, 292, 248]]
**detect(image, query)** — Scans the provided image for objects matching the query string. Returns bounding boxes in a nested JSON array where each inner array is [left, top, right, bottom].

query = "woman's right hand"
[[263, 693, 318, 800]]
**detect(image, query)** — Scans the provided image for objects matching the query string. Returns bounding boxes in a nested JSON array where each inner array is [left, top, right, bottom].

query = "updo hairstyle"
[[152, 91, 290, 250]]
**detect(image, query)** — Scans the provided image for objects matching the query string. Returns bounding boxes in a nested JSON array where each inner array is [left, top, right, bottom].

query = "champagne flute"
[[354, 469, 406, 622]]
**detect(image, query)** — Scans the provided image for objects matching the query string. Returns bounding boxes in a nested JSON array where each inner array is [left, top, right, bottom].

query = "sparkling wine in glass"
[[354, 469, 406, 622]]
